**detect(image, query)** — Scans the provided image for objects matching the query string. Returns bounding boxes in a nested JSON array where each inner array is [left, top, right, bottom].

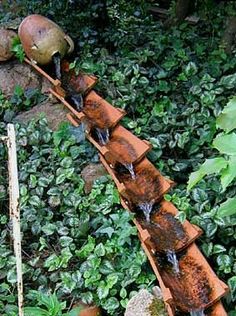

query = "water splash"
[[167, 250, 180, 274], [96, 128, 110, 145], [52, 53, 61, 80], [190, 310, 205, 316], [70, 93, 83, 111], [138, 202, 153, 222], [124, 163, 136, 179]]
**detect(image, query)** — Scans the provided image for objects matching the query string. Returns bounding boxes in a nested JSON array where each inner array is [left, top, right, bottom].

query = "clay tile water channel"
[[26, 59, 229, 316]]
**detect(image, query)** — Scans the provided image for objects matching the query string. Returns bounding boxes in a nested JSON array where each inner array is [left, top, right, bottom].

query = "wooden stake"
[[7, 124, 24, 316]]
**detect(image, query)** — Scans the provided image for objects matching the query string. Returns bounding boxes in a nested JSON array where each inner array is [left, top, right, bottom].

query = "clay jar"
[[18, 14, 74, 65], [0, 28, 17, 61]]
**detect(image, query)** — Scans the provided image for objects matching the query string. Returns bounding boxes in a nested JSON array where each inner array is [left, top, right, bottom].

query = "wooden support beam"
[[6, 124, 24, 316]]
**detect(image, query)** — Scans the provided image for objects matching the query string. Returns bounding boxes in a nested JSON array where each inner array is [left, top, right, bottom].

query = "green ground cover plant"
[[0, 0, 236, 314], [0, 118, 155, 316]]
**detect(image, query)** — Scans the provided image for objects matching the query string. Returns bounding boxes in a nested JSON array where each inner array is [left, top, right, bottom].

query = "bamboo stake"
[[7, 124, 24, 316]]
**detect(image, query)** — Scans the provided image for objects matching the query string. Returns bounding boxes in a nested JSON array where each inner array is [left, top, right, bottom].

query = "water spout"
[[124, 163, 136, 179], [96, 128, 110, 145], [52, 52, 61, 80], [190, 310, 205, 316], [167, 250, 180, 274], [139, 202, 153, 222], [70, 93, 83, 111]]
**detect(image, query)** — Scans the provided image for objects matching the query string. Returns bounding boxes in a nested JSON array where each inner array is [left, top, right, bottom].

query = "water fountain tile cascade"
[[115, 157, 172, 205], [50, 88, 126, 137], [82, 91, 126, 138], [99, 154, 202, 253], [24, 60, 228, 316], [24, 57, 97, 99], [95, 124, 152, 168], [155, 243, 228, 314], [60, 60, 97, 96]]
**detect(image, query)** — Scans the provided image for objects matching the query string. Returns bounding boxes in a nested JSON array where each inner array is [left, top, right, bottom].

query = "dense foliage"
[[0, 119, 155, 316], [0, 0, 236, 314]]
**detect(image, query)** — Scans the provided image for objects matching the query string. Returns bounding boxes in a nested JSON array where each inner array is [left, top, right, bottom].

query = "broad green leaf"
[[103, 297, 119, 312], [216, 97, 236, 132], [94, 243, 106, 257], [220, 73, 236, 89], [107, 274, 119, 288], [213, 133, 236, 155], [228, 276, 236, 301], [56, 173, 67, 185], [24, 307, 48, 316], [187, 157, 227, 190], [218, 197, 236, 217], [120, 288, 127, 299], [97, 282, 109, 299], [60, 157, 73, 168], [202, 242, 213, 257], [220, 156, 236, 191], [59, 236, 73, 247], [42, 223, 56, 236], [29, 195, 41, 207], [212, 245, 226, 254], [80, 292, 93, 305]]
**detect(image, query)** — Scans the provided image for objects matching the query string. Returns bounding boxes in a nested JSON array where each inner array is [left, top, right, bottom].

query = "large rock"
[[14, 99, 68, 130], [125, 288, 167, 316], [81, 163, 107, 194], [0, 60, 51, 97]]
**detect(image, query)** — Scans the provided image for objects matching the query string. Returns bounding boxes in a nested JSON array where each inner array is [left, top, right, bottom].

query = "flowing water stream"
[[52, 53, 61, 80], [138, 202, 153, 222], [70, 93, 83, 111], [124, 163, 136, 179], [96, 128, 110, 145], [190, 310, 205, 316], [166, 250, 180, 274]]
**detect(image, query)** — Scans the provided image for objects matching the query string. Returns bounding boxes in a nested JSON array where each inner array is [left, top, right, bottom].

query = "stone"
[[14, 99, 68, 130], [125, 288, 167, 316], [0, 29, 17, 61], [81, 163, 107, 194], [0, 60, 51, 97]]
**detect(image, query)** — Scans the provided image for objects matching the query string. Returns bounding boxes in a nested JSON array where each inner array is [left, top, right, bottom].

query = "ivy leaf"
[[56, 173, 67, 185], [107, 274, 119, 288], [103, 297, 119, 312], [228, 276, 236, 301], [212, 245, 226, 254], [213, 133, 236, 155], [80, 292, 93, 305], [216, 97, 236, 132], [97, 282, 109, 299], [220, 156, 236, 191], [60, 157, 73, 168], [94, 243, 106, 257], [120, 288, 127, 299], [220, 73, 236, 89], [42, 224, 57, 235], [217, 197, 236, 217], [187, 157, 228, 190], [60, 236, 73, 248], [99, 260, 114, 275], [29, 195, 41, 207]]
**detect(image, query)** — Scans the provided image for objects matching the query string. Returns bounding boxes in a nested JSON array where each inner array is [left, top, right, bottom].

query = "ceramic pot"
[[0, 28, 17, 61], [18, 14, 74, 65]]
